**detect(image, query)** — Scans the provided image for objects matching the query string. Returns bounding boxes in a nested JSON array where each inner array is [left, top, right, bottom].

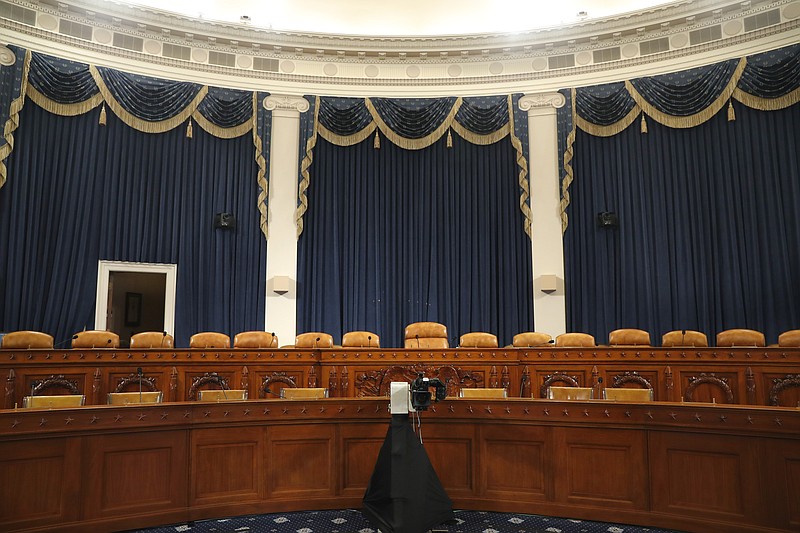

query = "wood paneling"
[[266, 424, 336, 497], [480, 424, 548, 501], [191, 427, 262, 505], [339, 423, 385, 497], [420, 423, 475, 496]]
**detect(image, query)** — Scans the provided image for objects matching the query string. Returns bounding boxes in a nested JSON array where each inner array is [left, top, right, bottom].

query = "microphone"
[[681, 329, 687, 346], [597, 376, 603, 398], [314, 336, 320, 349], [367, 335, 372, 348], [416, 334, 420, 349], [137, 367, 143, 403], [271, 332, 276, 348], [219, 374, 228, 400], [160, 331, 167, 348]]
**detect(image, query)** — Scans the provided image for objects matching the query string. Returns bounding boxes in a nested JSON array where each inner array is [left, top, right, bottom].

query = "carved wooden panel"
[[418, 422, 475, 496], [765, 373, 800, 407], [759, 439, 800, 531], [187, 371, 235, 400], [535, 369, 586, 398], [266, 424, 336, 497], [679, 370, 738, 404], [552, 428, 647, 509], [0, 438, 81, 530], [339, 423, 386, 497], [191, 427, 262, 505], [480, 424, 548, 501], [111, 371, 159, 393], [354, 364, 484, 398]]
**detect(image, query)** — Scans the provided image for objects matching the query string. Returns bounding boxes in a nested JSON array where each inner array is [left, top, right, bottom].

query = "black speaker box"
[[596, 211, 619, 228], [214, 213, 236, 229]]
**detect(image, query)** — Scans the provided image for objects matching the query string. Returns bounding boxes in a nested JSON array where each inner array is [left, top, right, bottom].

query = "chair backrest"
[[603, 388, 653, 402], [404, 322, 449, 349], [189, 332, 231, 349], [72, 330, 120, 349], [608, 328, 651, 346], [280, 387, 328, 400], [294, 332, 334, 348], [107, 391, 163, 405], [459, 388, 507, 399], [197, 389, 248, 401], [661, 330, 708, 347], [23, 395, 85, 408], [777, 330, 800, 347], [512, 332, 553, 347], [716, 329, 766, 347], [1, 330, 54, 349], [234, 331, 278, 349], [341, 331, 380, 348], [547, 386, 594, 400], [130, 331, 174, 349], [458, 332, 498, 348], [554, 333, 595, 347]]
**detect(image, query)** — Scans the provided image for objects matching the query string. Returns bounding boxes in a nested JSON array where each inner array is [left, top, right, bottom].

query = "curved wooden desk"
[[1, 398, 798, 533]]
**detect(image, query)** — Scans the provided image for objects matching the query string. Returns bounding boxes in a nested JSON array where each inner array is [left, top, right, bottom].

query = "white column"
[[520, 93, 567, 337], [263, 94, 310, 347]]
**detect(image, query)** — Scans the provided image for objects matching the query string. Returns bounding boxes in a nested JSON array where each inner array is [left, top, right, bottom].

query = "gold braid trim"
[[295, 96, 319, 238], [251, 93, 268, 240], [90, 65, 208, 133], [365, 97, 462, 150], [505, 95, 532, 241], [192, 109, 253, 139], [559, 88, 577, 234], [0, 49, 31, 190], [625, 57, 747, 129], [317, 121, 376, 146], [451, 121, 509, 145], [733, 86, 800, 111], [575, 103, 641, 137], [26, 83, 103, 116]]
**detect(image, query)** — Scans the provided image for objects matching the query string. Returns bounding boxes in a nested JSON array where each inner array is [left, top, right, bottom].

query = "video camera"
[[410, 372, 447, 411]]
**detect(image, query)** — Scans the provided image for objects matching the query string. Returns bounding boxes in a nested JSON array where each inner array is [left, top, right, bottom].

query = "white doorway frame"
[[95, 261, 178, 335]]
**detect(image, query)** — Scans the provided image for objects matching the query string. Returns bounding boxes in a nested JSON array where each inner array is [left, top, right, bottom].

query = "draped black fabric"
[[564, 104, 800, 344], [738, 44, 800, 98], [576, 83, 636, 125], [371, 97, 458, 138], [0, 102, 266, 346], [297, 134, 532, 348], [28, 53, 98, 104], [318, 97, 373, 135]]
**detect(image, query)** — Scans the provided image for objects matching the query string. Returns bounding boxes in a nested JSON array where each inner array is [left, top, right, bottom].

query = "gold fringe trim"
[[641, 112, 648, 133], [0, 49, 31, 190], [192, 110, 253, 139], [90, 65, 208, 134], [26, 83, 104, 117], [450, 121, 509, 145], [252, 93, 268, 240], [575, 104, 641, 137], [99, 103, 107, 125], [295, 96, 319, 238], [373, 128, 380, 148], [559, 88, 577, 234], [625, 57, 747, 129], [186, 118, 193, 138], [446, 128, 452, 148], [732, 86, 800, 111], [506, 94, 532, 241], [365, 97, 462, 150], [316, 121, 376, 147], [727, 99, 736, 121]]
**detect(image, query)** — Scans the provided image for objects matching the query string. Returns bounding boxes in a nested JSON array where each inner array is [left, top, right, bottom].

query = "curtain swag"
[[296, 94, 531, 239], [0, 50, 270, 239], [559, 44, 800, 233]]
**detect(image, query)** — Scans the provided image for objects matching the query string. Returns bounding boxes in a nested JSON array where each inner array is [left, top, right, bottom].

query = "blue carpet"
[[125, 509, 685, 533]]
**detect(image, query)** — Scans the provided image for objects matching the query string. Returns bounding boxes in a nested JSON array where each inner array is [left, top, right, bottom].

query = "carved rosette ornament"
[[354, 364, 482, 398], [263, 94, 310, 113], [519, 92, 566, 112], [0, 45, 15, 66]]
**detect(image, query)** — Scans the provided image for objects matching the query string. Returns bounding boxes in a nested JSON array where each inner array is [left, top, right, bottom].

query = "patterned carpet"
[[125, 508, 684, 533]]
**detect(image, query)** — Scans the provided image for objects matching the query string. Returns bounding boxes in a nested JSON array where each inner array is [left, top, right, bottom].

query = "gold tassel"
[[446, 128, 452, 148], [186, 118, 193, 138], [373, 129, 380, 149], [727, 99, 736, 122], [98, 103, 106, 126], [640, 113, 648, 134]]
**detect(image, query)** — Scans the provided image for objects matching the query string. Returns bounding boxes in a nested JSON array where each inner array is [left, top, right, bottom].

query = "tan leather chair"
[[608, 328, 651, 346], [130, 331, 174, 349], [716, 329, 766, 347], [512, 332, 553, 347], [107, 391, 163, 405], [234, 331, 278, 349], [661, 330, 708, 347], [341, 331, 380, 348], [547, 386, 593, 400], [189, 332, 230, 349], [458, 332, 498, 348], [72, 330, 120, 349], [603, 388, 653, 401], [23, 395, 85, 408], [554, 333, 595, 347], [280, 388, 328, 400], [459, 388, 507, 399], [1, 330, 54, 349], [294, 332, 334, 348], [197, 389, 248, 401], [404, 322, 448, 349], [777, 330, 800, 347]]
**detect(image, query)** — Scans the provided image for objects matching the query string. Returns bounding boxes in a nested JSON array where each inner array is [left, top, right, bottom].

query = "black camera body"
[[410, 372, 447, 411]]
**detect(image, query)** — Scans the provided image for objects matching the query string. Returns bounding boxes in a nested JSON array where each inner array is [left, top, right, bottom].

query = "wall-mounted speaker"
[[596, 211, 619, 228], [214, 213, 236, 229]]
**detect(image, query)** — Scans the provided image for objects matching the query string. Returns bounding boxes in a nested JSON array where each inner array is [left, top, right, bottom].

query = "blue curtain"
[[565, 103, 800, 344], [0, 102, 266, 347], [297, 133, 532, 348]]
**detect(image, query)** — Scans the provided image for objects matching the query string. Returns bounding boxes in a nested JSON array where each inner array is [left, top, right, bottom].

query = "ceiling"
[[114, 0, 677, 36]]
